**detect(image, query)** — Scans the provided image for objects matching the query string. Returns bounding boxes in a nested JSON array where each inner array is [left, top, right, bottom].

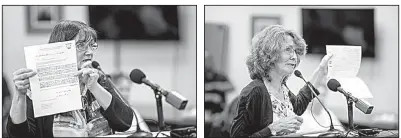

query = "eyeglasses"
[[283, 46, 296, 55], [76, 41, 98, 51]]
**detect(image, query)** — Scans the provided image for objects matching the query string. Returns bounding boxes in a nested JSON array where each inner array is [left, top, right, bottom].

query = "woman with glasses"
[[7, 20, 149, 137], [229, 25, 334, 137]]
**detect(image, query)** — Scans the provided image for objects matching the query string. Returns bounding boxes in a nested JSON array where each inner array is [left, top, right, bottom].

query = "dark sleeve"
[[289, 83, 320, 116], [7, 117, 31, 138], [7, 96, 36, 138], [3, 77, 11, 119], [98, 76, 134, 132], [3, 77, 10, 98], [100, 96, 133, 132], [229, 87, 272, 137]]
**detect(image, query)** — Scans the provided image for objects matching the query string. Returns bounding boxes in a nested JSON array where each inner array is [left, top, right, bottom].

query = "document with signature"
[[24, 40, 82, 117], [326, 45, 372, 99]]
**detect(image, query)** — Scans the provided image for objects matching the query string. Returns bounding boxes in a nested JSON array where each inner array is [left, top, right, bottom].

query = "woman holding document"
[[229, 25, 335, 137], [7, 20, 149, 137]]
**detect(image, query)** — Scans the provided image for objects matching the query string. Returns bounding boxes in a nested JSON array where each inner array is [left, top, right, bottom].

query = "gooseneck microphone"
[[129, 69, 188, 110], [294, 70, 337, 132], [327, 79, 374, 114], [91, 61, 152, 137]]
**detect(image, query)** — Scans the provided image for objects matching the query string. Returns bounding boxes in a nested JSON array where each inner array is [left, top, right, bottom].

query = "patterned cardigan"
[[7, 74, 134, 138]]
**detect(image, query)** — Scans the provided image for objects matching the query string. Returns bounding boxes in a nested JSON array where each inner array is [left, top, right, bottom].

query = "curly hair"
[[246, 25, 307, 82]]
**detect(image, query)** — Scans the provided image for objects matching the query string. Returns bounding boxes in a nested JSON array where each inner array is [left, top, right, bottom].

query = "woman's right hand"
[[12, 68, 37, 96], [268, 115, 303, 136]]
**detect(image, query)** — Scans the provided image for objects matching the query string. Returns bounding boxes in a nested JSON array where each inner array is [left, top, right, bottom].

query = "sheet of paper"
[[326, 45, 373, 99], [24, 40, 82, 118], [326, 45, 361, 78]]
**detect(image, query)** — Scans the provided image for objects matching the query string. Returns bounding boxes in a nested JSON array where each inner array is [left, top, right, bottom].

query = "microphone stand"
[[344, 95, 359, 137], [347, 97, 354, 130], [335, 86, 360, 137], [152, 87, 166, 131]]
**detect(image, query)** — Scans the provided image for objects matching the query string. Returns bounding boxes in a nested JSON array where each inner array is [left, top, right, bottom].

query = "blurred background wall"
[[3, 6, 196, 126], [205, 6, 398, 128]]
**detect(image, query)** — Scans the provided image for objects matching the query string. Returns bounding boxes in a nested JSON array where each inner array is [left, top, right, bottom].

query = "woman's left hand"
[[310, 54, 334, 88]]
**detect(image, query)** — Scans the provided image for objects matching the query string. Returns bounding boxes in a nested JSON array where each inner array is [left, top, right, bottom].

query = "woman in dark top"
[[230, 25, 333, 137], [7, 20, 149, 137]]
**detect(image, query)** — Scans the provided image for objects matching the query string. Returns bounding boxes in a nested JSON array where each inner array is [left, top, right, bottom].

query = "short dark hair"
[[48, 20, 97, 44]]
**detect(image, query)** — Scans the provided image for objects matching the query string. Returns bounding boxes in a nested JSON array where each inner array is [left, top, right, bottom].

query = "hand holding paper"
[[24, 40, 83, 117], [310, 54, 334, 87], [12, 68, 37, 95], [326, 45, 372, 99]]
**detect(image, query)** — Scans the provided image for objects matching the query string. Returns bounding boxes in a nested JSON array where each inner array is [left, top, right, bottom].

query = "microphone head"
[[327, 79, 341, 92], [130, 69, 146, 84], [91, 61, 100, 69], [294, 70, 303, 78]]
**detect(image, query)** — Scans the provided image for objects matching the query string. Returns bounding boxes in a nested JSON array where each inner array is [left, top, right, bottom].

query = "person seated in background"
[[204, 50, 234, 135], [208, 96, 240, 138], [7, 20, 148, 137]]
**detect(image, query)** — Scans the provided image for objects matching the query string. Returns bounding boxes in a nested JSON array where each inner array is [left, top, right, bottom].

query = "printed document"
[[24, 40, 82, 117]]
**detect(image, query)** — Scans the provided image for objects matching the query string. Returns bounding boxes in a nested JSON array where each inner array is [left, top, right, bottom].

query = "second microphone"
[[129, 69, 188, 110]]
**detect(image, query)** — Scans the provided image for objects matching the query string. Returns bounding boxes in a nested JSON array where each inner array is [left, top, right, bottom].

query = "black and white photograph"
[[2, 3, 401, 138], [3, 5, 196, 137], [205, 5, 398, 137]]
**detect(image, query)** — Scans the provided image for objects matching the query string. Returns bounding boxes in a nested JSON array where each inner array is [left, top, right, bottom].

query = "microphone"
[[129, 69, 188, 110], [91, 61, 152, 137], [327, 79, 374, 114], [294, 70, 339, 133]]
